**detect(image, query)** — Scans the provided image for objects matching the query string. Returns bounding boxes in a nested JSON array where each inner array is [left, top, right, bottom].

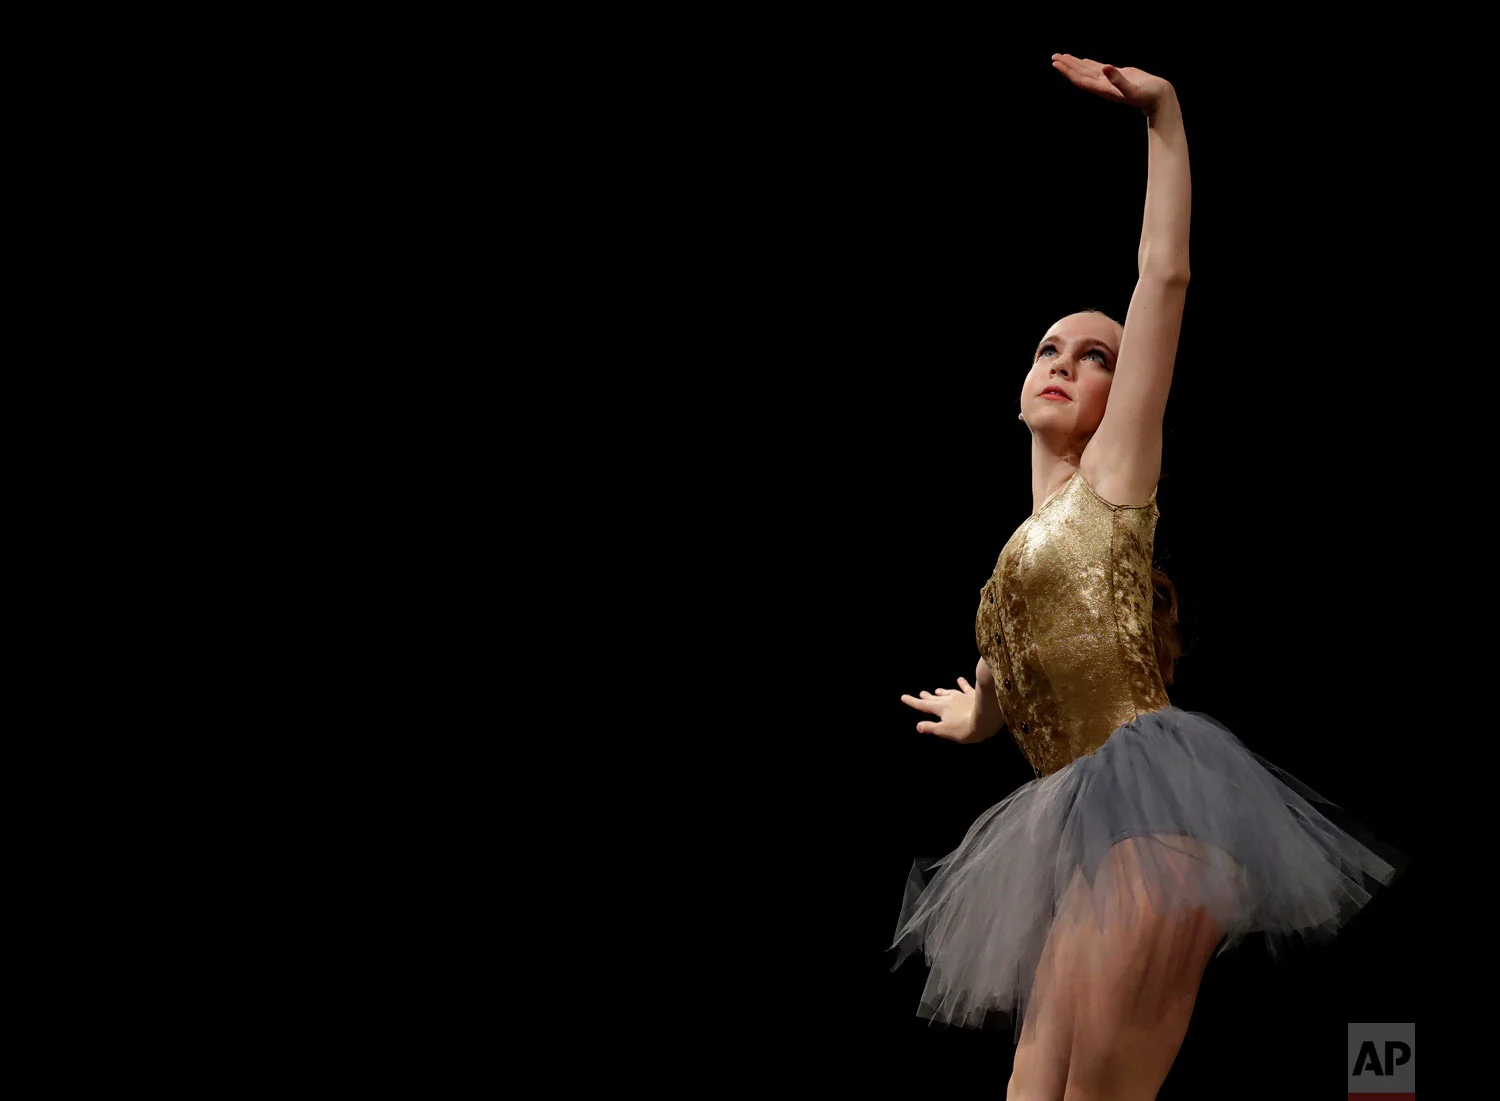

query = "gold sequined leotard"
[[975, 468, 1169, 778]]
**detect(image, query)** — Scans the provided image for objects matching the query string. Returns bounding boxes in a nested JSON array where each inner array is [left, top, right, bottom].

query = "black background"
[[597, 31, 1469, 1097]]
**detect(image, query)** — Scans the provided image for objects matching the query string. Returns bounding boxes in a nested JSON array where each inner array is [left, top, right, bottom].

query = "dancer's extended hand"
[[1050, 54, 1174, 115], [901, 679, 980, 743]]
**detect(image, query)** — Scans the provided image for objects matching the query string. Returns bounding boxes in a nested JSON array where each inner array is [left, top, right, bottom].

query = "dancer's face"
[[1021, 313, 1122, 439]]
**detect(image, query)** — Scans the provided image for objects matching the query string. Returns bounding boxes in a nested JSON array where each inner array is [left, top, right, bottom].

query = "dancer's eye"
[[1039, 344, 1110, 365]]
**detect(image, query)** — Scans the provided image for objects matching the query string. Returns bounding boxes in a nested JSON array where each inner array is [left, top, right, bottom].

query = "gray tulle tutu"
[[891, 707, 1401, 1030]]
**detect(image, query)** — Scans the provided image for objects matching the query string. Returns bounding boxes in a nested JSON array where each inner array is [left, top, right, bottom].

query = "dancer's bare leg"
[[1007, 868, 1088, 1101], [1010, 837, 1229, 1101], [1063, 836, 1224, 1100]]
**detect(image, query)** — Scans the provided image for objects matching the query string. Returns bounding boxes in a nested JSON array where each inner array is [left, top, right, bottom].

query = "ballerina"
[[893, 54, 1399, 1101]]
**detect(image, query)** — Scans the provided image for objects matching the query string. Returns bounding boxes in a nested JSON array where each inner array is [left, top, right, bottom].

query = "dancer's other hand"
[[1050, 54, 1175, 115], [901, 679, 980, 743]]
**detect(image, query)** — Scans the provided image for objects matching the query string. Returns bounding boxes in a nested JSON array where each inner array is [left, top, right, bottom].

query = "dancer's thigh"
[[1066, 835, 1225, 1098], [1013, 836, 1227, 1101], [1009, 867, 1089, 1100]]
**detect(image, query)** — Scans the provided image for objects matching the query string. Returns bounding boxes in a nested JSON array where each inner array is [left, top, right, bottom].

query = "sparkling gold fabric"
[[975, 469, 1169, 778]]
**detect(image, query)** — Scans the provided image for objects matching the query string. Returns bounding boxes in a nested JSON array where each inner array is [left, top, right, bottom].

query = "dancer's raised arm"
[[1052, 55, 1191, 506]]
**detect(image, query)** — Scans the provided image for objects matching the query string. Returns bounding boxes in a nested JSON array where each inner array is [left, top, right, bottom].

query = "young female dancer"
[[893, 55, 1398, 1101]]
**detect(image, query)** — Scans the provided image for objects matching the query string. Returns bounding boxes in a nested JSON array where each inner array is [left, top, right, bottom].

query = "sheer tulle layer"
[[891, 707, 1401, 1030]]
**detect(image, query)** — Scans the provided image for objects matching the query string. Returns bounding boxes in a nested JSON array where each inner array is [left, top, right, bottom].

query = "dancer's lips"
[[1039, 385, 1071, 401]]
